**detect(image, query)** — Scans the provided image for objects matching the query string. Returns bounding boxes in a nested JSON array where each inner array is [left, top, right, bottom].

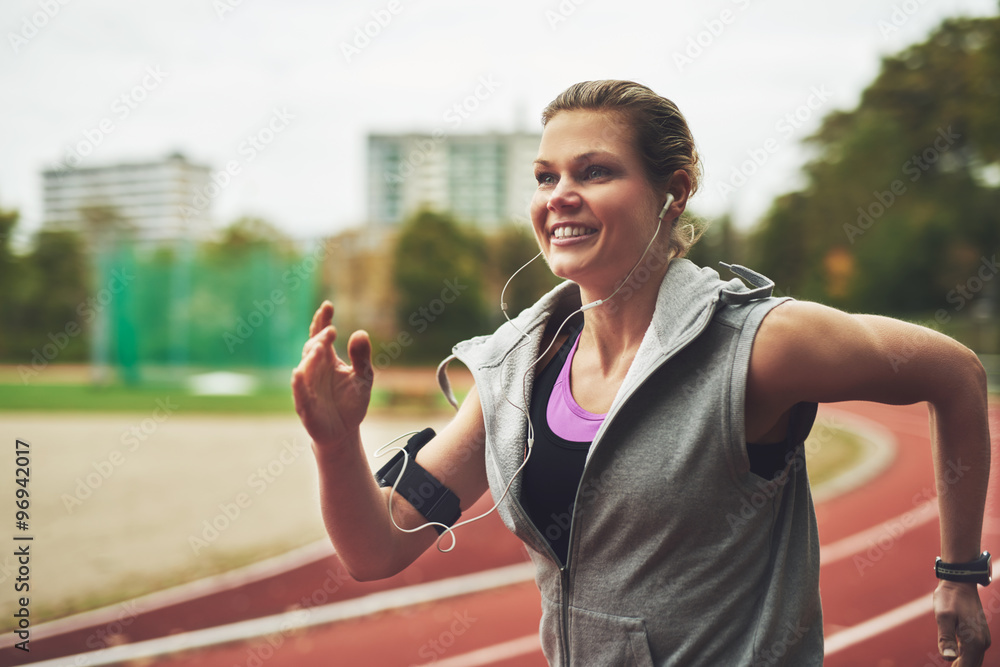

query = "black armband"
[[375, 428, 461, 534]]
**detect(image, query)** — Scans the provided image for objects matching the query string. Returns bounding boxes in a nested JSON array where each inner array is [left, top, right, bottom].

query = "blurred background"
[[1, 1, 998, 385], [2, 1, 1000, 665]]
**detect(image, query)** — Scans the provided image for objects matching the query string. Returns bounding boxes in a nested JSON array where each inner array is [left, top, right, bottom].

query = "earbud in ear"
[[658, 193, 676, 222]]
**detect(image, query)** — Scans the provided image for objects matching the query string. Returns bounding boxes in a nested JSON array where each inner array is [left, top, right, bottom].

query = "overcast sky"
[[2, 0, 997, 245]]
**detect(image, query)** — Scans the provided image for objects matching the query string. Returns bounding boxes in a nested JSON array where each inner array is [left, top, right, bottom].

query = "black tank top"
[[519, 330, 807, 567], [521, 330, 588, 566]]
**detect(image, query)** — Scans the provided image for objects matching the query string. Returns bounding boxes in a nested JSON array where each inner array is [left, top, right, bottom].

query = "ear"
[[663, 170, 692, 222]]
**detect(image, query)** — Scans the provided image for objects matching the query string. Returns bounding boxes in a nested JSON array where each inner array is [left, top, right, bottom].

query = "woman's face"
[[530, 109, 663, 288]]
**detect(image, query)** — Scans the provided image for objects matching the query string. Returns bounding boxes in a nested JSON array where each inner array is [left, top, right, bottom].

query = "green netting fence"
[[93, 240, 318, 386]]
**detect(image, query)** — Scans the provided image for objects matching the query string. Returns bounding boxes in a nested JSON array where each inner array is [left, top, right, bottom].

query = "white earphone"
[[376, 192, 676, 552]]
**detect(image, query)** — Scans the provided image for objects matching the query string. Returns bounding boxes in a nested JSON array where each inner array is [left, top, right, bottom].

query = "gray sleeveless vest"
[[443, 259, 823, 666]]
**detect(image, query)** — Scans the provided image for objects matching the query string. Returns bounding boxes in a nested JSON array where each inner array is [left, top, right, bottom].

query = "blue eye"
[[585, 165, 610, 179], [536, 172, 556, 186]]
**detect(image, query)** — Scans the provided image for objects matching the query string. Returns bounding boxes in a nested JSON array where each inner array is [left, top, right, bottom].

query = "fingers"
[[934, 587, 990, 665], [309, 301, 334, 338], [347, 330, 374, 386], [302, 323, 338, 359], [938, 607, 966, 662]]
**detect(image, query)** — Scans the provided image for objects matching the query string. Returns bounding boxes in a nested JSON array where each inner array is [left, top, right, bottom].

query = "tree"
[[0, 220, 89, 363], [686, 212, 744, 276], [0, 209, 23, 358], [488, 223, 560, 326], [749, 15, 1000, 316], [204, 216, 296, 262], [392, 210, 490, 363]]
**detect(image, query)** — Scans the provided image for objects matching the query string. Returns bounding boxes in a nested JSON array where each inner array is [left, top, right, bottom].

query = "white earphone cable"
[[376, 194, 676, 552]]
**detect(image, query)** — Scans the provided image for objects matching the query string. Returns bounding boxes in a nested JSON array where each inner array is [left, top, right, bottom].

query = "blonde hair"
[[541, 80, 705, 258]]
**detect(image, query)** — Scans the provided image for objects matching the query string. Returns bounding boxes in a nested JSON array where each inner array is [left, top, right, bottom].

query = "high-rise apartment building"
[[41, 152, 213, 241], [367, 131, 541, 228]]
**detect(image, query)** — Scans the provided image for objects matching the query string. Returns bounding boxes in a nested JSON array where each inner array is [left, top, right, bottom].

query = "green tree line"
[[0, 209, 90, 362], [747, 15, 1000, 322], [5, 13, 997, 367]]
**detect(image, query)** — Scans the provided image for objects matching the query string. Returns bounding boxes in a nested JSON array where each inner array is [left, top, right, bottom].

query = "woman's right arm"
[[291, 302, 490, 581]]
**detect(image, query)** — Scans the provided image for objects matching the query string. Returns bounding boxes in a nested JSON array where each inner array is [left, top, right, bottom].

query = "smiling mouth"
[[551, 226, 597, 239]]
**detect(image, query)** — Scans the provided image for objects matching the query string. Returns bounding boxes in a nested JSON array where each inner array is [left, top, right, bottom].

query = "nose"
[[546, 178, 581, 214]]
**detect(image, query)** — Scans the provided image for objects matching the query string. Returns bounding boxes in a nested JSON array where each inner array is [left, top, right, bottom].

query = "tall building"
[[41, 152, 213, 241], [367, 131, 541, 229]]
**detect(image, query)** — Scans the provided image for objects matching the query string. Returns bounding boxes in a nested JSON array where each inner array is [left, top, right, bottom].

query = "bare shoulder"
[[749, 299, 981, 409], [748, 301, 870, 416], [751, 301, 854, 380]]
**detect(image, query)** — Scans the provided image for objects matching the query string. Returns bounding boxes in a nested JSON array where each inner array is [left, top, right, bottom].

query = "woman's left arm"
[[748, 300, 991, 664]]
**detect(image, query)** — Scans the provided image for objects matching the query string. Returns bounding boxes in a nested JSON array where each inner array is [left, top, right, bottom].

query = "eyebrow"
[[533, 151, 616, 168]]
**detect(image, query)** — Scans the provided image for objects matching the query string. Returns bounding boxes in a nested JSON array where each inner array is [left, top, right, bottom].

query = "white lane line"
[[824, 592, 933, 654], [416, 634, 542, 667], [0, 538, 336, 649], [820, 500, 938, 566], [25, 562, 537, 667]]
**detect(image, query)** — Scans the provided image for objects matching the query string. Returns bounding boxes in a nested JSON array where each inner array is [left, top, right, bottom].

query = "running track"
[[3, 401, 999, 666]]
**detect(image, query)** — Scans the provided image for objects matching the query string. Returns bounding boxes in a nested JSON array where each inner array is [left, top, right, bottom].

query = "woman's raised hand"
[[291, 301, 374, 449]]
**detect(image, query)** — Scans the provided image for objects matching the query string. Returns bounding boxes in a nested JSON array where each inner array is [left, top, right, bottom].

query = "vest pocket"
[[567, 605, 655, 667]]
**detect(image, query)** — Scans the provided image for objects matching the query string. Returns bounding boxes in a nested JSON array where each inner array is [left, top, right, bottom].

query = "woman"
[[291, 80, 991, 665]]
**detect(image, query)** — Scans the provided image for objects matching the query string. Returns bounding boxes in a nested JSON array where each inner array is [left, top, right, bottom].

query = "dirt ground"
[[0, 410, 454, 627]]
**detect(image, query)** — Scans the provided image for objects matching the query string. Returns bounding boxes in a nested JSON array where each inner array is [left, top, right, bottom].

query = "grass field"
[[0, 382, 462, 413]]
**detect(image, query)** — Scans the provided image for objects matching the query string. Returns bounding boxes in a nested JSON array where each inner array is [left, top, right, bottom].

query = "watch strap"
[[935, 551, 992, 586]]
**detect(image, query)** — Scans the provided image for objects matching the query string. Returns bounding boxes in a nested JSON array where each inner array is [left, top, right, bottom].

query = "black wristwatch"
[[935, 551, 992, 586]]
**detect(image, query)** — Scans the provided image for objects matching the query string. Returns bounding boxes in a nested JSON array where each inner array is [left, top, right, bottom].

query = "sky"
[[2, 0, 998, 246]]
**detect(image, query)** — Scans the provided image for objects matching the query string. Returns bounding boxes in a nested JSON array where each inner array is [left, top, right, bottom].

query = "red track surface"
[[4, 401, 999, 666]]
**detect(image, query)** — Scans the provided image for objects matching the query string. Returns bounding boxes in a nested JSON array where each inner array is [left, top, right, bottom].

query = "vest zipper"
[[560, 565, 571, 666], [490, 293, 723, 665], [497, 488, 572, 664], [552, 298, 720, 664]]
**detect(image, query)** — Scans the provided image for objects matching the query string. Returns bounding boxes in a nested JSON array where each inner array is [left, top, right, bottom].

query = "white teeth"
[[553, 226, 594, 239]]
